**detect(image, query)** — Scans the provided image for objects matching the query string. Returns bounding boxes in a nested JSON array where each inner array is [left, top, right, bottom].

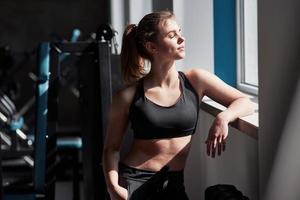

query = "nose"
[[178, 36, 185, 44]]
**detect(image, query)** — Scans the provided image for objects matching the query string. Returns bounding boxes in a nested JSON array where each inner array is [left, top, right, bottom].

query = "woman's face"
[[151, 18, 185, 61]]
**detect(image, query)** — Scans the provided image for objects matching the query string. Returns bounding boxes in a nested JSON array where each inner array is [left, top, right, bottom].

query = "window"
[[237, 0, 258, 95]]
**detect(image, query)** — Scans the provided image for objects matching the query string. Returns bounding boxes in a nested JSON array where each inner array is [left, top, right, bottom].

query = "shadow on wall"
[[258, 0, 300, 199]]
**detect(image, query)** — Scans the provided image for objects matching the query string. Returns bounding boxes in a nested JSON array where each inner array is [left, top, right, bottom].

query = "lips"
[[178, 46, 185, 51]]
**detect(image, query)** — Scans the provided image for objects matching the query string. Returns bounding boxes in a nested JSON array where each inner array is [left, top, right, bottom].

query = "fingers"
[[217, 135, 222, 155], [217, 139, 226, 155], [212, 142, 216, 158], [206, 136, 226, 158], [217, 141, 222, 156], [206, 140, 211, 156], [222, 139, 226, 152], [206, 139, 217, 158]]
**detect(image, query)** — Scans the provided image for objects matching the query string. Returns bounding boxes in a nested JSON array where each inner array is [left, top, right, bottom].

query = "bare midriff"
[[121, 135, 192, 172]]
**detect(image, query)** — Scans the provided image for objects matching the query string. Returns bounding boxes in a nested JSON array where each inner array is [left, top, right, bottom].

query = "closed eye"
[[167, 28, 182, 39], [169, 33, 176, 38]]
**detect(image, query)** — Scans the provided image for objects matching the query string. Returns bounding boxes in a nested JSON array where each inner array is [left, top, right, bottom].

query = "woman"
[[103, 11, 254, 200]]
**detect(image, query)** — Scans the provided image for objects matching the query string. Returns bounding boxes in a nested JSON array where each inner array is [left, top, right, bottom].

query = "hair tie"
[[132, 24, 138, 31], [131, 24, 138, 38]]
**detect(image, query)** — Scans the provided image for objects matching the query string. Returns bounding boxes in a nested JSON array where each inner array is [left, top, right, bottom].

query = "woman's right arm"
[[102, 86, 135, 200]]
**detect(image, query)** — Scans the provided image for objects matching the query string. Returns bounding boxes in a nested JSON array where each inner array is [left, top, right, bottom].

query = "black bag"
[[205, 184, 249, 200]]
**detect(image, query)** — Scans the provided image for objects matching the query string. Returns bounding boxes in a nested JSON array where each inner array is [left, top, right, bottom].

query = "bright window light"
[[237, 0, 258, 95]]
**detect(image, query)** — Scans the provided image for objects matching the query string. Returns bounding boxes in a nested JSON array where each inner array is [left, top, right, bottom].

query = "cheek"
[[158, 41, 177, 53]]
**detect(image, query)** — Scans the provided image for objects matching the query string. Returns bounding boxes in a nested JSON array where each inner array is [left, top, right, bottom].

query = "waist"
[[122, 136, 192, 171]]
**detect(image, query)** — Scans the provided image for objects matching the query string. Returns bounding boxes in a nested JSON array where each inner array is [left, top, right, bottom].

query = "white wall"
[[173, 0, 214, 72], [128, 0, 152, 24], [110, 0, 125, 54], [258, 0, 300, 199], [185, 110, 259, 200]]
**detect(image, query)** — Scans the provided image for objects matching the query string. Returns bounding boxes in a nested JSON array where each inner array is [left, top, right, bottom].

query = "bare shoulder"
[[112, 83, 137, 110], [183, 68, 212, 82], [183, 68, 248, 107], [183, 68, 227, 91], [182, 68, 211, 98]]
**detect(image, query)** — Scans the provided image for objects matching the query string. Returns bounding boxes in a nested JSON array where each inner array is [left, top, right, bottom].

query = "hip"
[[118, 162, 189, 200]]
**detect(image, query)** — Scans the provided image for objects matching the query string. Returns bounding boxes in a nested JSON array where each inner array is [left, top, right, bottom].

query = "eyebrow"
[[166, 28, 182, 35]]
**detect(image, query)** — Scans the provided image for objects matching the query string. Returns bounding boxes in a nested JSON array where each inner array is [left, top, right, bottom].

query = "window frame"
[[236, 0, 258, 95]]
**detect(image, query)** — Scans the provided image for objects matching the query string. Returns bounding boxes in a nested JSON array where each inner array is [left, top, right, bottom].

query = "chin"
[[176, 54, 185, 60], [180, 51, 186, 57]]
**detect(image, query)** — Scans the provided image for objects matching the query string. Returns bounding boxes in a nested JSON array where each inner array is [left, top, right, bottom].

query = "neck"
[[145, 60, 179, 88]]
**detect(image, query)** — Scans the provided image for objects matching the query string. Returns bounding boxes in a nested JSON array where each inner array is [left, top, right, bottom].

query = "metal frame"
[[49, 41, 112, 200], [2, 43, 50, 200], [1, 41, 112, 200]]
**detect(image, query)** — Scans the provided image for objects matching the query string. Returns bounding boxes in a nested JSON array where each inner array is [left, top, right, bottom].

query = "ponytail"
[[121, 24, 145, 85]]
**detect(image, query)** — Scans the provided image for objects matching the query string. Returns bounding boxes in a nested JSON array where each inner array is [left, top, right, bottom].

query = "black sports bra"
[[129, 71, 200, 139]]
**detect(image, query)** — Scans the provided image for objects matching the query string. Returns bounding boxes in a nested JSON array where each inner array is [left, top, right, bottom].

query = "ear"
[[145, 41, 158, 54]]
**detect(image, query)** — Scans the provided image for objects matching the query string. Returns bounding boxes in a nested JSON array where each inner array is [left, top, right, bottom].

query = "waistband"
[[118, 162, 184, 183]]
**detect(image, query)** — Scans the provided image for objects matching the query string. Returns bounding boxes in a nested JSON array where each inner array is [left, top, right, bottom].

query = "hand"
[[109, 185, 128, 200], [205, 114, 229, 158]]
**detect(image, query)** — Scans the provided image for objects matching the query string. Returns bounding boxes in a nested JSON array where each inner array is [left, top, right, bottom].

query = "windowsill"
[[200, 95, 258, 140]]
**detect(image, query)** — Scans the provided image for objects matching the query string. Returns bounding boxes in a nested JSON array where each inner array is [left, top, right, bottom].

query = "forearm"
[[102, 148, 121, 191], [217, 97, 255, 123]]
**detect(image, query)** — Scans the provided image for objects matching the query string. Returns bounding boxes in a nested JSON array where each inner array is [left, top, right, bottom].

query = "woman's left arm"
[[185, 69, 255, 158]]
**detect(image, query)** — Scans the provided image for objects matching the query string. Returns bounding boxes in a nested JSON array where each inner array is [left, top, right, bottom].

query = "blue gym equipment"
[[1, 25, 117, 200]]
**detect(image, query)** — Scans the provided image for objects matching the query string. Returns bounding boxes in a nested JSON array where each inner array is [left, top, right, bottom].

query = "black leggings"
[[117, 162, 189, 200]]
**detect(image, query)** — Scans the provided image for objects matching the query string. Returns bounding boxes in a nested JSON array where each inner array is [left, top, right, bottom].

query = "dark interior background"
[[0, 0, 111, 127]]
